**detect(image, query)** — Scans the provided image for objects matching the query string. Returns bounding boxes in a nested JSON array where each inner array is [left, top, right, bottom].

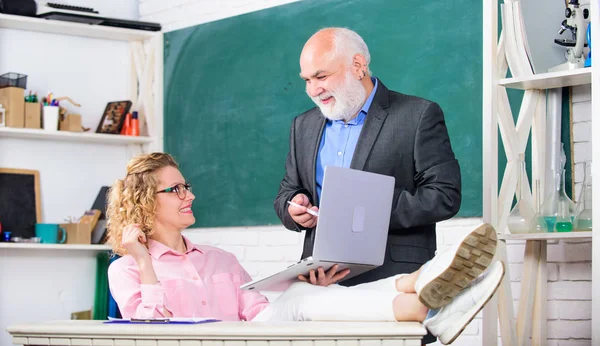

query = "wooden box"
[[61, 210, 101, 244], [61, 222, 93, 244], [59, 113, 82, 132], [24, 102, 41, 129], [0, 87, 24, 128]]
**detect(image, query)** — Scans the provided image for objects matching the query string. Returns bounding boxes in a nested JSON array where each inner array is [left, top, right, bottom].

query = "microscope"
[[548, 0, 589, 72]]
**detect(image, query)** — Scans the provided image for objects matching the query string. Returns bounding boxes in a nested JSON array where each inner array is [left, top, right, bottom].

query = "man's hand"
[[288, 194, 319, 228], [298, 264, 351, 286]]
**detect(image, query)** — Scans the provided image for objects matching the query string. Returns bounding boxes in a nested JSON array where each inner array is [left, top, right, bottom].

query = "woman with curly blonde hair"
[[106, 152, 177, 256], [106, 152, 504, 345]]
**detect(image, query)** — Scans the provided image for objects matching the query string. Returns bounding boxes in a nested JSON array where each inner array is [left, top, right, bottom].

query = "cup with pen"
[[43, 92, 60, 131]]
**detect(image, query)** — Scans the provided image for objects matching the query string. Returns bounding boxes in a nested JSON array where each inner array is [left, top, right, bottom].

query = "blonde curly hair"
[[106, 152, 179, 256]]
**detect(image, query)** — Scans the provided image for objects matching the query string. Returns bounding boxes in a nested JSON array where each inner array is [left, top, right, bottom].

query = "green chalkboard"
[[164, 0, 484, 227]]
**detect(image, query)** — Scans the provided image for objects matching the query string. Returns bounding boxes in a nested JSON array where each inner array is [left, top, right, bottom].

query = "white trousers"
[[252, 274, 406, 322]]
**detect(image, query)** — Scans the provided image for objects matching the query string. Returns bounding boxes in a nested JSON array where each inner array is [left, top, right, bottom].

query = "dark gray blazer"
[[274, 79, 462, 285]]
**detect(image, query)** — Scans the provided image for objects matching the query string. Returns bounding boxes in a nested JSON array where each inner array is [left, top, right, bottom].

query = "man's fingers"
[[292, 194, 308, 206], [309, 269, 317, 285], [317, 267, 325, 282], [298, 266, 350, 286], [292, 210, 313, 222], [297, 213, 313, 223], [331, 269, 351, 283], [296, 214, 317, 228], [326, 264, 339, 279], [302, 216, 318, 228]]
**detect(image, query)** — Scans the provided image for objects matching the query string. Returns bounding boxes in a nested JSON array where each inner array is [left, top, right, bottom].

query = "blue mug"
[[35, 223, 66, 244]]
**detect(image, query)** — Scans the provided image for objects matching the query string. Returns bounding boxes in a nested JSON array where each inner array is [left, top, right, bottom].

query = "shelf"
[[0, 243, 111, 251], [0, 13, 158, 41], [498, 68, 591, 90], [498, 231, 592, 241], [0, 127, 154, 145]]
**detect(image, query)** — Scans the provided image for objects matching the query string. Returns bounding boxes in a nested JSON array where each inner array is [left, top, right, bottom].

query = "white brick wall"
[[572, 84, 593, 202], [143, 1, 594, 345]]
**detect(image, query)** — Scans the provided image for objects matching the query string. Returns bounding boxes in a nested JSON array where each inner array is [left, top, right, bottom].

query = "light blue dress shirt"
[[315, 78, 378, 201]]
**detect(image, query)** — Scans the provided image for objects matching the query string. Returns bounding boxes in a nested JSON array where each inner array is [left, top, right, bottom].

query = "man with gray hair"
[[274, 24, 462, 330]]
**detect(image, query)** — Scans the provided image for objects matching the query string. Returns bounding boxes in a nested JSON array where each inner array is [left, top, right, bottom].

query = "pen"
[[131, 318, 170, 323], [287, 201, 319, 217]]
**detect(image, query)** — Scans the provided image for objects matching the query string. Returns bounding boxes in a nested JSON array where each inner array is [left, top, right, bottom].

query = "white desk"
[[7, 320, 427, 346]]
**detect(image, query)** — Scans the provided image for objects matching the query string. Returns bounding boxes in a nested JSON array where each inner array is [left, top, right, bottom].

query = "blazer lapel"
[[351, 80, 390, 171], [308, 115, 327, 201]]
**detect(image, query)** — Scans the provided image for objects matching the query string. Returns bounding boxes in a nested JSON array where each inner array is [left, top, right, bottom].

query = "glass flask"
[[542, 168, 576, 232], [554, 197, 573, 232], [573, 162, 593, 232], [507, 154, 534, 234], [529, 179, 548, 233]]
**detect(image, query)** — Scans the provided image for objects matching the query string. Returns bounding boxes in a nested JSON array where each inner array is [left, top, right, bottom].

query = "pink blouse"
[[108, 236, 270, 320]]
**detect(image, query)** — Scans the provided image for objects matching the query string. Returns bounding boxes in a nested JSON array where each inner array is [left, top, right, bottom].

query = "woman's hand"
[[122, 224, 150, 262], [122, 224, 159, 286]]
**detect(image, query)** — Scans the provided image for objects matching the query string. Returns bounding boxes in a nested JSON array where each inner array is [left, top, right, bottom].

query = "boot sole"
[[418, 223, 497, 310]]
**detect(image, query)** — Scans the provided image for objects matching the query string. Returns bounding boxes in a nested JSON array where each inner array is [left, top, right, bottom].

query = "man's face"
[[300, 50, 366, 122]]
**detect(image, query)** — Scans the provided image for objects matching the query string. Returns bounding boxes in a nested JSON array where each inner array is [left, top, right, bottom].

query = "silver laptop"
[[241, 166, 395, 291]]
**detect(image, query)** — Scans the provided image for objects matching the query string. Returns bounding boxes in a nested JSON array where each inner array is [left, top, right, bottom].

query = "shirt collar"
[[147, 235, 202, 259], [333, 77, 378, 126]]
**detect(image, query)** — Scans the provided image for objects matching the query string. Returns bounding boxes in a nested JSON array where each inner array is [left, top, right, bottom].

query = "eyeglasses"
[[157, 183, 192, 200]]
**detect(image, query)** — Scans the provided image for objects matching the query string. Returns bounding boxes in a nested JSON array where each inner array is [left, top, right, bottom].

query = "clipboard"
[[104, 317, 220, 324]]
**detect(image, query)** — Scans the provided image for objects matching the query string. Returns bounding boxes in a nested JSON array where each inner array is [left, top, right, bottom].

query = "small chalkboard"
[[0, 168, 42, 238]]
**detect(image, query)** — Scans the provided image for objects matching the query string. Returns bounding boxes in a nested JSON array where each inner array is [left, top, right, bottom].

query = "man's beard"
[[310, 70, 367, 122]]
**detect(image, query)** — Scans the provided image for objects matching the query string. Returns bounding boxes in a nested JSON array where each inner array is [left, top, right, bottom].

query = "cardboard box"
[[0, 87, 24, 128], [59, 113, 82, 132], [0, 104, 5, 126], [61, 209, 101, 244], [24, 102, 41, 129], [61, 222, 93, 244]]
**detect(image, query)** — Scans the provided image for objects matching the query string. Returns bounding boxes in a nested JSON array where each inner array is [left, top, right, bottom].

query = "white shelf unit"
[[0, 243, 111, 251], [0, 13, 163, 346], [498, 68, 591, 90], [0, 11, 164, 227], [482, 1, 598, 345], [0, 13, 157, 41], [0, 12, 164, 153], [499, 231, 592, 241], [0, 127, 155, 145]]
